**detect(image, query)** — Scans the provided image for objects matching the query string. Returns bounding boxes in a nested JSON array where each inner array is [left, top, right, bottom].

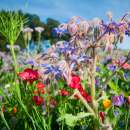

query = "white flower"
[[22, 27, 33, 33], [35, 27, 44, 33]]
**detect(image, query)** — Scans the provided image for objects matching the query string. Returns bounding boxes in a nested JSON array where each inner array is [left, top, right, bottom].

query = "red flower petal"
[[36, 82, 45, 90], [71, 75, 81, 84], [33, 96, 44, 106]]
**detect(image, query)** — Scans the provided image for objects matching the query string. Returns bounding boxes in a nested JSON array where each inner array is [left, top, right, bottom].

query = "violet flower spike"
[[112, 95, 124, 106]]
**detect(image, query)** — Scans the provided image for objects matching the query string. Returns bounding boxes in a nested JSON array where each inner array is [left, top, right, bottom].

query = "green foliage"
[[0, 11, 27, 45], [57, 112, 93, 127]]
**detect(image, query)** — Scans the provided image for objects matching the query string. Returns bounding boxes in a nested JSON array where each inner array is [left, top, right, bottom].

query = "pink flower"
[[121, 63, 130, 69]]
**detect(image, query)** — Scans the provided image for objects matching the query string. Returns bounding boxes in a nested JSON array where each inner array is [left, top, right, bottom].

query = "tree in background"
[[0, 10, 63, 51]]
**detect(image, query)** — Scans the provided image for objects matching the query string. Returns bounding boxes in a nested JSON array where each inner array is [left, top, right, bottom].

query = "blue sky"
[[0, 0, 130, 49]]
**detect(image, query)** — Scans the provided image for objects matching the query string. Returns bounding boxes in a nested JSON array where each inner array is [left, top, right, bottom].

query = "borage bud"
[[99, 111, 105, 123]]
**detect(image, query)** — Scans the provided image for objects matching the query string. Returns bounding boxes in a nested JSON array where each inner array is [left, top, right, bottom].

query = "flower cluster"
[[18, 68, 39, 83], [33, 82, 45, 106]]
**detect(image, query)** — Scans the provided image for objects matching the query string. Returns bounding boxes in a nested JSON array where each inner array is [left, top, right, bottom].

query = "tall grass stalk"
[[0, 11, 27, 72]]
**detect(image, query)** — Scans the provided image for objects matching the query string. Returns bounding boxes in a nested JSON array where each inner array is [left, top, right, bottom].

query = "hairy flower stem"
[[76, 90, 95, 116], [10, 43, 18, 73], [91, 47, 97, 105], [91, 47, 100, 130]]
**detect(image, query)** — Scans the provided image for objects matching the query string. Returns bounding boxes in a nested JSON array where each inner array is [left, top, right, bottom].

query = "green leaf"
[[57, 80, 64, 89], [57, 112, 93, 127], [108, 81, 118, 92], [0, 111, 10, 130]]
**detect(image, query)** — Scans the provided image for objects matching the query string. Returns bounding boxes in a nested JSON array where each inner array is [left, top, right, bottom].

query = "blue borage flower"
[[41, 64, 63, 79], [56, 42, 76, 54], [52, 27, 68, 37], [70, 54, 90, 63], [102, 21, 125, 34]]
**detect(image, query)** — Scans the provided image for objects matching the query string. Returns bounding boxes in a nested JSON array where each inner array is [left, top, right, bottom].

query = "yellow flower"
[[103, 99, 111, 109]]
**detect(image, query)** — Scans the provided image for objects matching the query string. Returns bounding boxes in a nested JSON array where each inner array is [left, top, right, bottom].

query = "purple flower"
[[70, 54, 90, 63], [112, 95, 124, 106], [52, 27, 67, 37], [107, 64, 116, 72], [96, 66, 100, 72], [102, 21, 124, 34], [57, 45, 76, 54]]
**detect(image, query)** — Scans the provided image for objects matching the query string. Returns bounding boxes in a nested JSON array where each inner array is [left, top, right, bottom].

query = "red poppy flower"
[[36, 82, 45, 91], [69, 74, 92, 102], [18, 68, 39, 83], [33, 96, 44, 106], [71, 75, 81, 84], [69, 82, 82, 89], [69, 75, 81, 89], [60, 88, 70, 96], [78, 87, 92, 102]]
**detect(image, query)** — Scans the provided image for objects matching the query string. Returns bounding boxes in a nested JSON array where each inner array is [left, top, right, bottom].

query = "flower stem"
[[10, 43, 18, 73], [76, 89, 95, 116], [91, 47, 96, 100]]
